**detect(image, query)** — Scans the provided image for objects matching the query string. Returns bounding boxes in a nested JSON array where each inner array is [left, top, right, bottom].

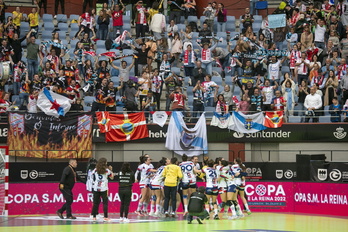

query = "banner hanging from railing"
[[8, 112, 93, 159]]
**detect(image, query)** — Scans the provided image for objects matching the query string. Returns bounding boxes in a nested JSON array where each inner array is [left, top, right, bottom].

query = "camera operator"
[[164, 72, 183, 111], [123, 79, 140, 112], [241, 8, 254, 33]]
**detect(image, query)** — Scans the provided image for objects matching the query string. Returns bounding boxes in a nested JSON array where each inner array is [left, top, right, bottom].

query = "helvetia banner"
[[8, 112, 93, 159]]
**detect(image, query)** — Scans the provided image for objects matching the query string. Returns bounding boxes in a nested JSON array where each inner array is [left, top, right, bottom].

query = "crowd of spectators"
[[0, 0, 347, 123]]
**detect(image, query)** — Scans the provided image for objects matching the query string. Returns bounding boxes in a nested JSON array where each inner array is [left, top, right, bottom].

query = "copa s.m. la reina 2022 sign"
[[7, 182, 348, 217]]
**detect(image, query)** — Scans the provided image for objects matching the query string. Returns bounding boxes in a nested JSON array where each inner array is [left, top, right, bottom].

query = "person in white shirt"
[[304, 87, 322, 123], [266, 55, 287, 86], [295, 52, 310, 86], [150, 12, 166, 41], [91, 158, 114, 222], [314, 19, 326, 49]]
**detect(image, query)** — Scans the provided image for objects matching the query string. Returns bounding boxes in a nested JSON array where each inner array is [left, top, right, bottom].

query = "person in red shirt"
[[169, 86, 187, 111], [134, 1, 148, 38], [110, 0, 124, 39], [66, 79, 81, 102], [271, 90, 287, 112]]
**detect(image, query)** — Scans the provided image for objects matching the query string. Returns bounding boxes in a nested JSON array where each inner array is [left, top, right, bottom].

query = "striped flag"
[[264, 111, 284, 128], [228, 111, 266, 133], [37, 88, 71, 118]]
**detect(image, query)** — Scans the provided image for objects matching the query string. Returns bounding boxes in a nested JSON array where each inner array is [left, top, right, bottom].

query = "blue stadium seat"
[[171, 67, 181, 75], [254, 15, 262, 23], [205, 107, 215, 118], [187, 16, 198, 23], [288, 116, 301, 123], [216, 32, 227, 39], [111, 76, 119, 83], [58, 23, 69, 32], [44, 22, 55, 31], [96, 40, 105, 49], [70, 39, 78, 49], [21, 22, 30, 33], [41, 31, 53, 40], [123, 23, 131, 31], [177, 24, 186, 32], [123, 15, 131, 23], [200, 16, 206, 26], [281, 66, 290, 75], [57, 31, 66, 40], [84, 96, 95, 107], [42, 14, 53, 22], [11, 95, 20, 106], [192, 32, 199, 38], [122, 49, 133, 55], [319, 116, 331, 123], [56, 14, 68, 23], [69, 14, 79, 22], [227, 16, 236, 24]]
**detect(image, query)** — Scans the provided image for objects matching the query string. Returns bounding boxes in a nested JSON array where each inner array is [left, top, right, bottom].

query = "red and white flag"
[[264, 111, 284, 128], [83, 51, 97, 56], [99, 52, 117, 58], [96, 112, 149, 142]]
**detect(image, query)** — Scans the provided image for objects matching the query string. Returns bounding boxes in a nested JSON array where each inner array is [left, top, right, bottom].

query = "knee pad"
[[232, 200, 238, 206], [151, 195, 157, 201], [183, 194, 188, 199], [227, 200, 233, 206]]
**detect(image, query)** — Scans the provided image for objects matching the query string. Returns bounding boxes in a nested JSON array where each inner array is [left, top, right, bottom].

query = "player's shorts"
[[139, 183, 149, 189], [205, 187, 218, 196], [149, 184, 161, 190], [227, 184, 237, 193], [237, 184, 245, 191], [219, 187, 227, 194], [182, 182, 197, 190]]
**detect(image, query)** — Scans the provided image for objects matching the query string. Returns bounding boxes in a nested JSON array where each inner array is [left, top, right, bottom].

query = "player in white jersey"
[[180, 154, 201, 215], [135, 155, 156, 216], [201, 159, 219, 220], [86, 158, 98, 219], [149, 157, 170, 217], [217, 160, 230, 218], [235, 158, 251, 215], [91, 158, 114, 222]]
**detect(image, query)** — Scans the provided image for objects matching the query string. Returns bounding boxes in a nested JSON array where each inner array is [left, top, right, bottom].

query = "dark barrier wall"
[[9, 162, 348, 183]]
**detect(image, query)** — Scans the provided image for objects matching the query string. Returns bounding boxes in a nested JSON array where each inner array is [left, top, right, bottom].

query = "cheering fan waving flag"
[[37, 88, 72, 118]]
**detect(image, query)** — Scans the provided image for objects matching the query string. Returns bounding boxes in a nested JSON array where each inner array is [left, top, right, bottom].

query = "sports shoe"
[[123, 218, 130, 223], [237, 213, 245, 218], [56, 211, 63, 219], [196, 217, 203, 224], [183, 211, 188, 216], [246, 210, 252, 215], [188, 220, 192, 224], [228, 215, 238, 220], [170, 212, 177, 218], [135, 210, 142, 216], [103, 218, 111, 222], [205, 214, 210, 220], [66, 216, 77, 219], [165, 211, 169, 217], [214, 214, 220, 220], [154, 211, 161, 217], [148, 212, 155, 217], [92, 217, 97, 222], [119, 217, 124, 222]]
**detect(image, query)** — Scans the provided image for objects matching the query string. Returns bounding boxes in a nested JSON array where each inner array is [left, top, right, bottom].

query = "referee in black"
[[118, 162, 135, 222], [57, 159, 85, 219]]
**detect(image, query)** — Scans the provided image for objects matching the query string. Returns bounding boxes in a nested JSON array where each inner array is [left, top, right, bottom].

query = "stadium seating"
[[44, 22, 55, 31], [42, 14, 53, 22], [56, 14, 68, 23]]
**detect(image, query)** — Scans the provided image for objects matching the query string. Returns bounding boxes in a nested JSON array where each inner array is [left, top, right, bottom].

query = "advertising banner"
[[8, 112, 93, 159], [8, 182, 348, 216]]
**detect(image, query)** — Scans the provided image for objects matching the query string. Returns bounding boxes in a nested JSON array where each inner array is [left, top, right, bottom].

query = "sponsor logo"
[[329, 169, 342, 182], [318, 169, 327, 181], [333, 127, 347, 140], [246, 167, 262, 179], [29, 170, 39, 179], [21, 170, 28, 179], [276, 170, 283, 179], [233, 132, 244, 138], [255, 184, 267, 196], [284, 170, 294, 179], [342, 171, 348, 181]]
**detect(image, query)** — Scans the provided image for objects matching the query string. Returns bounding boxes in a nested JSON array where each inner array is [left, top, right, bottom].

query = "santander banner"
[[8, 182, 348, 216]]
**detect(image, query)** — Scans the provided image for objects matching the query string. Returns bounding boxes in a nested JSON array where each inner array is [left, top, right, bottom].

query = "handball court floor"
[[1, 212, 348, 232]]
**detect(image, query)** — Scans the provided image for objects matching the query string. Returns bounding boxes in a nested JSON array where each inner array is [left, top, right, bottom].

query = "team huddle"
[[58, 155, 250, 223], [134, 154, 250, 223]]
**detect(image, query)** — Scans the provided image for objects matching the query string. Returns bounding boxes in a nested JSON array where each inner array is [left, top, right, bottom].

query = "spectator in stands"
[[313, 18, 326, 50], [182, 25, 193, 49], [201, 74, 218, 107], [26, 30, 40, 80], [267, 55, 287, 85], [54, 0, 65, 18], [97, 10, 110, 40], [241, 8, 254, 31], [295, 52, 310, 85], [271, 90, 287, 114], [167, 19, 178, 49], [236, 94, 249, 114], [95, 59, 110, 83], [248, 87, 264, 112], [138, 70, 152, 104], [91, 78, 108, 112], [203, 2, 216, 33], [151, 68, 163, 110], [51, 32, 65, 57], [71, 98, 84, 111], [110, 57, 136, 83], [288, 8, 300, 28], [329, 15, 344, 40], [170, 32, 183, 67], [304, 86, 322, 123], [321, 58, 335, 79], [192, 60, 207, 86], [74, 9, 95, 39], [215, 3, 227, 33], [329, 97, 342, 122], [150, 11, 166, 41], [66, 80, 81, 103], [145, 38, 157, 72], [123, 79, 140, 111], [295, 0, 306, 13], [110, 1, 125, 40], [300, 25, 313, 51], [142, 90, 156, 121], [168, 0, 184, 24], [169, 86, 187, 111], [259, 79, 278, 111], [0, 0, 7, 23], [214, 93, 228, 115], [196, 40, 217, 75], [105, 80, 123, 111], [192, 80, 205, 118], [199, 22, 212, 45], [12, 7, 23, 36], [131, 43, 150, 76], [77, 28, 96, 51], [294, 14, 306, 35], [134, 1, 148, 38], [183, 0, 196, 20], [180, 44, 197, 84], [164, 72, 182, 111], [212, 46, 229, 75], [27, 88, 39, 113], [158, 53, 175, 80], [5, 16, 16, 39], [27, 3, 40, 38], [324, 70, 339, 106], [9, 33, 25, 65], [297, 79, 309, 122]]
